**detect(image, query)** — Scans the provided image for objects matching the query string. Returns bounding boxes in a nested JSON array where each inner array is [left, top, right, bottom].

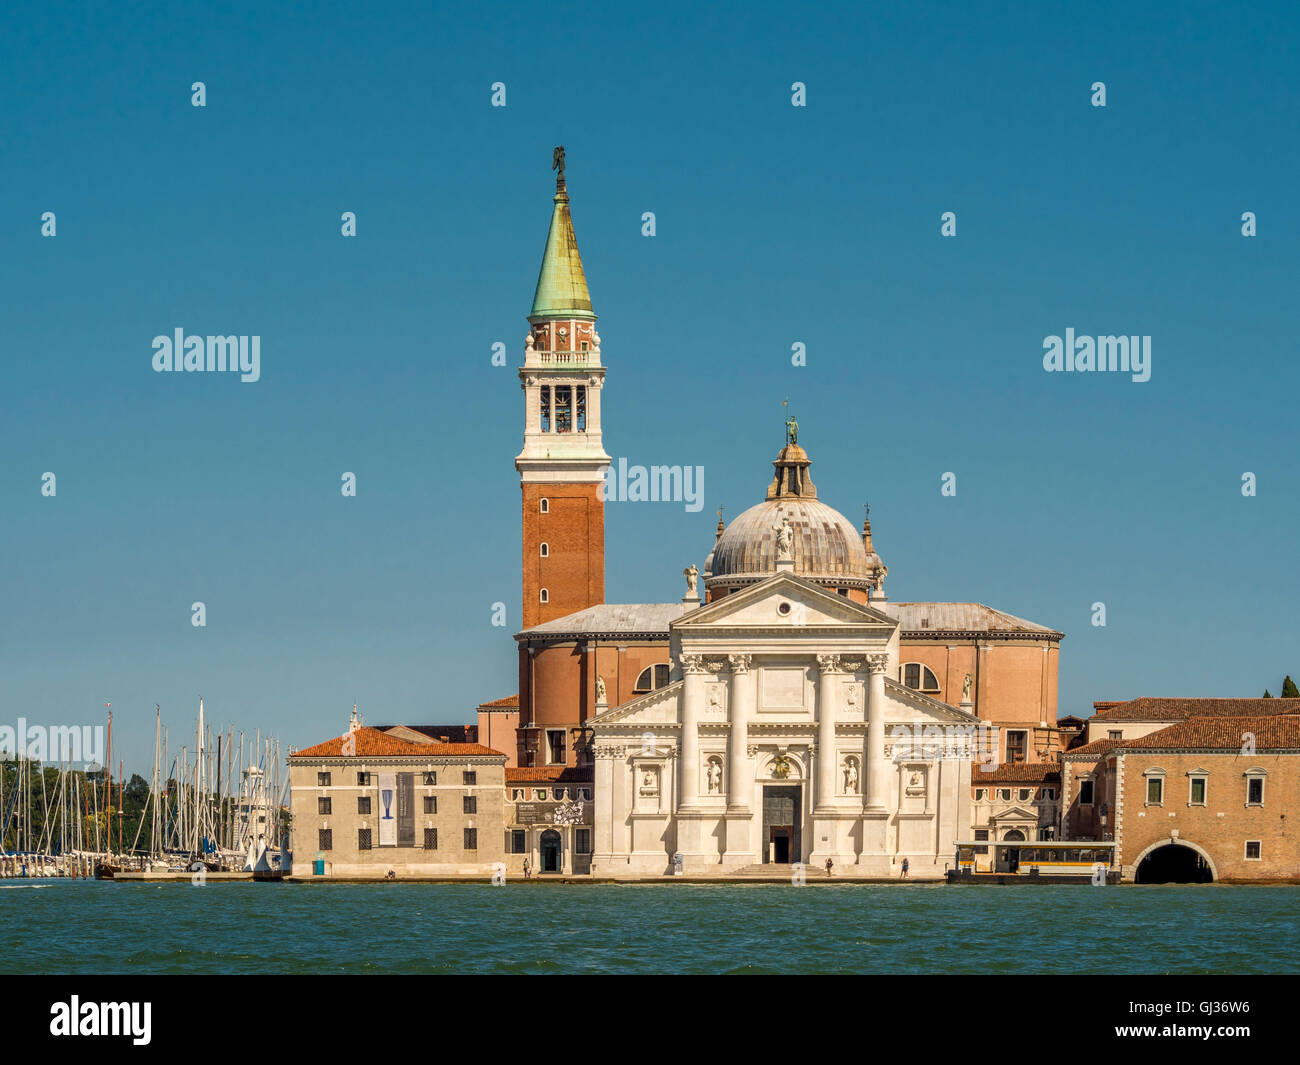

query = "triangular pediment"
[[591, 679, 683, 726], [884, 677, 981, 724], [989, 805, 1039, 822], [675, 574, 897, 632]]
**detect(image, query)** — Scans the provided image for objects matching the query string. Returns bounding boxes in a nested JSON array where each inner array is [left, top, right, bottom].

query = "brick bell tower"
[[516, 147, 609, 630]]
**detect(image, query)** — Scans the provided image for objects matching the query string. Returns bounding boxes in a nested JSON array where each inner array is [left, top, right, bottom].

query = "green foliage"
[[1282, 676, 1299, 698]]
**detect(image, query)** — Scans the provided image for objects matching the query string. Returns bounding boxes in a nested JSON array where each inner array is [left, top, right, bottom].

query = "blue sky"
[[3, 1, 1298, 773]]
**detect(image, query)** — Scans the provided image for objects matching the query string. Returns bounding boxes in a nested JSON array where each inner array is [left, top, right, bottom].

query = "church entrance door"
[[761, 785, 802, 864], [540, 829, 561, 873]]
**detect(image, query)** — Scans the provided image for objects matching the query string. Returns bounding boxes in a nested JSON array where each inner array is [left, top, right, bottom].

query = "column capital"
[[816, 653, 843, 674], [728, 653, 753, 674], [866, 653, 890, 674], [681, 653, 708, 674]]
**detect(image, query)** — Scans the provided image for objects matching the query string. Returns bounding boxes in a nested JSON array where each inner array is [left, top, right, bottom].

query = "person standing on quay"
[[901, 857, 909, 879]]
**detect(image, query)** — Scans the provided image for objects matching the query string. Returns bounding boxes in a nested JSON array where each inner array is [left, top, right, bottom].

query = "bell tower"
[[516, 148, 609, 629]]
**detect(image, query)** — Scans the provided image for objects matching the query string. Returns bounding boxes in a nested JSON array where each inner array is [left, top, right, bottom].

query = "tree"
[[1264, 690, 1273, 698], [1283, 676, 1300, 698]]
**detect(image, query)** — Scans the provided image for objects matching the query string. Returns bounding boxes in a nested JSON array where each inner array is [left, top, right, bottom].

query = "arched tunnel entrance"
[[1135, 843, 1214, 884]]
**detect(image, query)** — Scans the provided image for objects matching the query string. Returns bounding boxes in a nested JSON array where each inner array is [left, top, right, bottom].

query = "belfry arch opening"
[[1135, 843, 1214, 884]]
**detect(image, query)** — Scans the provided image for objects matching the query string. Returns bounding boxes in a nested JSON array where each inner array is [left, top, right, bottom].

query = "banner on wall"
[[378, 771, 397, 846]]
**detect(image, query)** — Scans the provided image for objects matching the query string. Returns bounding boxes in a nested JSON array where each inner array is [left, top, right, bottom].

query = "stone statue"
[[844, 759, 859, 794], [774, 516, 794, 561], [552, 144, 565, 179], [961, 673, 973, 702], [683, 563, 698, 595], [707, 759, 722, 793], [596, 675, 607, 703]]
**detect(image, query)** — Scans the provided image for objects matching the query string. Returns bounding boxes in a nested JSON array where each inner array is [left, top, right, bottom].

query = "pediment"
[[884, 677, 981, 724], [674, 574, 897, 633], [591, 679, 683, 726], [989, 805, 1039, 822]]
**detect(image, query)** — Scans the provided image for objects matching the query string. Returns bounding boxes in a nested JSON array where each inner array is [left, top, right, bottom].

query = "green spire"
[[529, 152, 595, 321]]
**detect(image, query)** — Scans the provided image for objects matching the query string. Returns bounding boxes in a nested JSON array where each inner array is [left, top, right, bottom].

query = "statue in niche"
[[706, 758, 722, 794], [774, 516, 794, 561], [640, 770, 658, 796], [961, 673, 973, 702], [708, 685, 723, 713], [843, 758, 859, 795], [596, 675, 607, 703], [845, 684, 858, 709], [683, 563, 699, 595]]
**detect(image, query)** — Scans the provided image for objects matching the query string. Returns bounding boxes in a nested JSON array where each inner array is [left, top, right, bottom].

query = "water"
[[5, 880, 1298, 974]]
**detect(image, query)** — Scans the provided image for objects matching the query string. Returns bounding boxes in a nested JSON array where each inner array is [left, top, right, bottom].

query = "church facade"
[[482, 153, 1067, 878]]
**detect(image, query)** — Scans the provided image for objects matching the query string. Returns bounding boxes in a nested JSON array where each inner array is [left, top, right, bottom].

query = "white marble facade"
[[590, 574, 975, 878]]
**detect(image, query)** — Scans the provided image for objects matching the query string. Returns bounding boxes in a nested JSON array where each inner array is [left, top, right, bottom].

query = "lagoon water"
[[6, 880, 1298, 974]]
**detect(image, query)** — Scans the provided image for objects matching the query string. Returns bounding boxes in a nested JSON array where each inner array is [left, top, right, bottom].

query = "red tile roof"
[[379, 724, 478, 743], [505, 766, 594, 784], [1090, 698, 1300, 722], [974, 763, 1061, 783], [1061, 737, 1124, 760], [1118, 716, 1300, 752], [477, 694, 520, 709], [292, 727, 504, 759]]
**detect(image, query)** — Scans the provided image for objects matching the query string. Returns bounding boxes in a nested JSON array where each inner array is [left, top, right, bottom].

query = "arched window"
[[634, 663, 671, 693], [539, 588, 549, 604], [539, 498, 549, 513], [539, 543, 549, 557], [900, 663, 940, 692]]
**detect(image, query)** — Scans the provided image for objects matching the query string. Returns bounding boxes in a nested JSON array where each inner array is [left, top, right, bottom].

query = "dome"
[[704, 432, 885, 594], [708, 496, 875, 588]]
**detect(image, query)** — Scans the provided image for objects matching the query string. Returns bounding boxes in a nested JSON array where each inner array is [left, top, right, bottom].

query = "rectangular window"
[[1005, 731, 1028, 764], [463, 795, 477, 814], [547, 729, 567, 765], [1247, 777, 1264, 805], [464, 828, 478, 850], [357, 828, 372, 851], [903, 663, 920, 689], [1146, 778, 1163, 805], [357, 796, 371, 814], [318, 797, 332, 815], [423, 828, 438, 850], [1079, 779, 1095, 806], [463, 770, 477, 786], [576, 828, 592, 854], [576, 385, 586, 431], [1108, 730, 1123, 740], [317, 772, 331, 787], [1190, 777, 1207, 805], [540, 386, 551, 432], [511, 829, 526, 854], [1245, 840, 1261, 860], [424, 795, 437, 814], [973, 829, 989, 855], [357, 771, 370, 787], [423, 771, 437, 786], [318, 828, 332, 851]]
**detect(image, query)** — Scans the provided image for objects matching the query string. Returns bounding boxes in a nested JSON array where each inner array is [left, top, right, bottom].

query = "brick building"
[[1063, 707, 1300, 882]]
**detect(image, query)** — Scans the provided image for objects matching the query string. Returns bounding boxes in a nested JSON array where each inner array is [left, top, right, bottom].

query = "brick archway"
[[1131, 837, 1217, 883]]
